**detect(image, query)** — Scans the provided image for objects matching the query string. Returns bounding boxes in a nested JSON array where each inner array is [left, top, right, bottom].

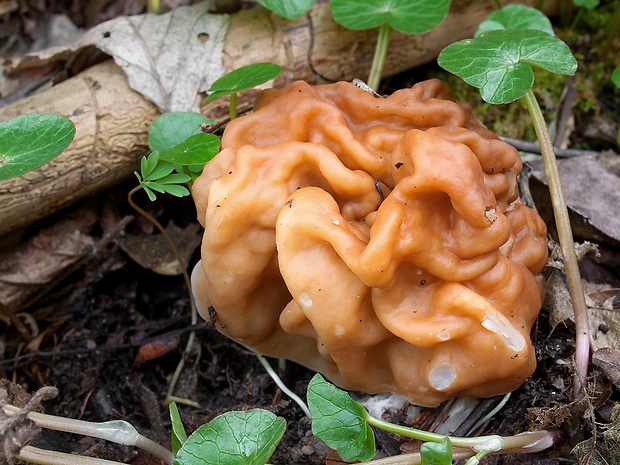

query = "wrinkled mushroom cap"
[[191, 80, 548, 407]]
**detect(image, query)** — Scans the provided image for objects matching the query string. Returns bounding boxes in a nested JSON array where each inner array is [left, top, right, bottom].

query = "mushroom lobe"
[[191, 80, 548, 407]]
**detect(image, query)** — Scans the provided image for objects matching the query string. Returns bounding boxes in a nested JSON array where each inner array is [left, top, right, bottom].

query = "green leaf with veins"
[[158, 133, 221, 165], [206, 63, 282, 101], [329, 0, 450, 34], [307, 374, 376, 462], [475, 4, 555, 37], [173, 409, 286, 465], [0, 114, 75, 181], [438, 29, 577, 104], [169, 402, 187, 456], [421, 437, 453, 465], [257, 0, 316, 19], [149, 112, 215, 152]]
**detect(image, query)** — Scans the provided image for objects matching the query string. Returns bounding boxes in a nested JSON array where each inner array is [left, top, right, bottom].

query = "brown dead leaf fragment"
[[119, 221, 201, 275], [529, 155, 620, 245], [593, 348, 620, 390], [0, 211, 97, 310], [572, 413, 620, 465]]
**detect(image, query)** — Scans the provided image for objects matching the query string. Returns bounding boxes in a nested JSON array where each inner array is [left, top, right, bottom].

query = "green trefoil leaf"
[[206, 63, 283, 101], [0, 114, 75, 181], [307, 374, 376, 462], [173, 409, 286, 465], [438, 29, 577, 104], [329, 0, 450, 35], [256, 0, 316, 19]]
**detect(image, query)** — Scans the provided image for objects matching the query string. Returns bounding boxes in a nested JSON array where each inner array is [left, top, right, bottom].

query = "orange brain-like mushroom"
[[191, 79, 548, 407]]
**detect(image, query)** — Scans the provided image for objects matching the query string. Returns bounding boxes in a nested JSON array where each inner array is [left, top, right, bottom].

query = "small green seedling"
[[474, 4, 555, 37], [173, 408, 286, 465], [134, 112, 220, 201], [206, 63, 282, 119], [420, 437, 453, 465], [573, 0, 600, 11], [329, 0, 451, 91], [169, 402, 188, 456], [438, 6, 589, 398], [307, 374, 558, 464], [0, 113, 75, 181], [256, 0, 316, 19]]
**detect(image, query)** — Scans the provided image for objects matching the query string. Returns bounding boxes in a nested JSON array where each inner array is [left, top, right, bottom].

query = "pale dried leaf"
[[530, 155, 620, 244], [10, 4, 230, 112], [593, 348, 620, 389], [0, 212, 97, 310], [572, 414, 620, 465], [119, 222, 201, 275]]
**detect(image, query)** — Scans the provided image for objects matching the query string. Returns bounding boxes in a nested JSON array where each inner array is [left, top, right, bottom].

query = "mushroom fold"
[[191, 80, 548, 407]]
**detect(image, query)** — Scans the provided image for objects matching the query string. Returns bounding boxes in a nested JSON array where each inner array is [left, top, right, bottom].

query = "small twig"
[[500, 137, 600, 158]]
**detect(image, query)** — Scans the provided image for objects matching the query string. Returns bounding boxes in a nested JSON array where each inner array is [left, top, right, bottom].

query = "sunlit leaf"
[[169, 402, 187, 456], [475, 5, 555, 37], [158, 133, 221, 165], [421, 437, 453, 465], [206, 63, 282, 101], [257, 0, 316, 19], [438, 29, 577, 104], [149, 112, 215, 152], [174, 409, 286, 465], [146, 161, 175, 181], [0, 114, 75, 181], [329, 0, 450, 34], [307, 374, 376, 462]]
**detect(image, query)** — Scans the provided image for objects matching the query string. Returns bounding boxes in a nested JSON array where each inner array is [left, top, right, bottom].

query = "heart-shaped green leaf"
[[475, 4, 555, 37], [206, 63, 282, 101], [0, 114, 75, 181], [149, 112, 215, 152], [173, 409, 286, 465], [329, 0, 450, 34], [420, 437, 453, 465], [158, 133, 221, 165], [257, 0, 316, 19], [307, 374, 376, 462], [438, 29, 577, 104]]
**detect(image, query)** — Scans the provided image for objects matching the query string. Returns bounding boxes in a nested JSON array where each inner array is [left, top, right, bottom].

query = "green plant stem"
[[127, 186, 200, 406], [521, 89, 590, 398], [3, 405, 174, 465], [367, 23, 392, 91], [493, 0, 502, 9], [367, 414, 557, 454], [147, 0, 160, 14], [230, 92, 238, 120]]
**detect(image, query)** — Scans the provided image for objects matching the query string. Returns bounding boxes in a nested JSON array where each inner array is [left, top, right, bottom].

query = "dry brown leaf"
[[529, 155, 620, 245], [119, 221, 201, 275], [593, 348, 620, 390], [9, 3, 230, 112], [0, 212, 97, 310]]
